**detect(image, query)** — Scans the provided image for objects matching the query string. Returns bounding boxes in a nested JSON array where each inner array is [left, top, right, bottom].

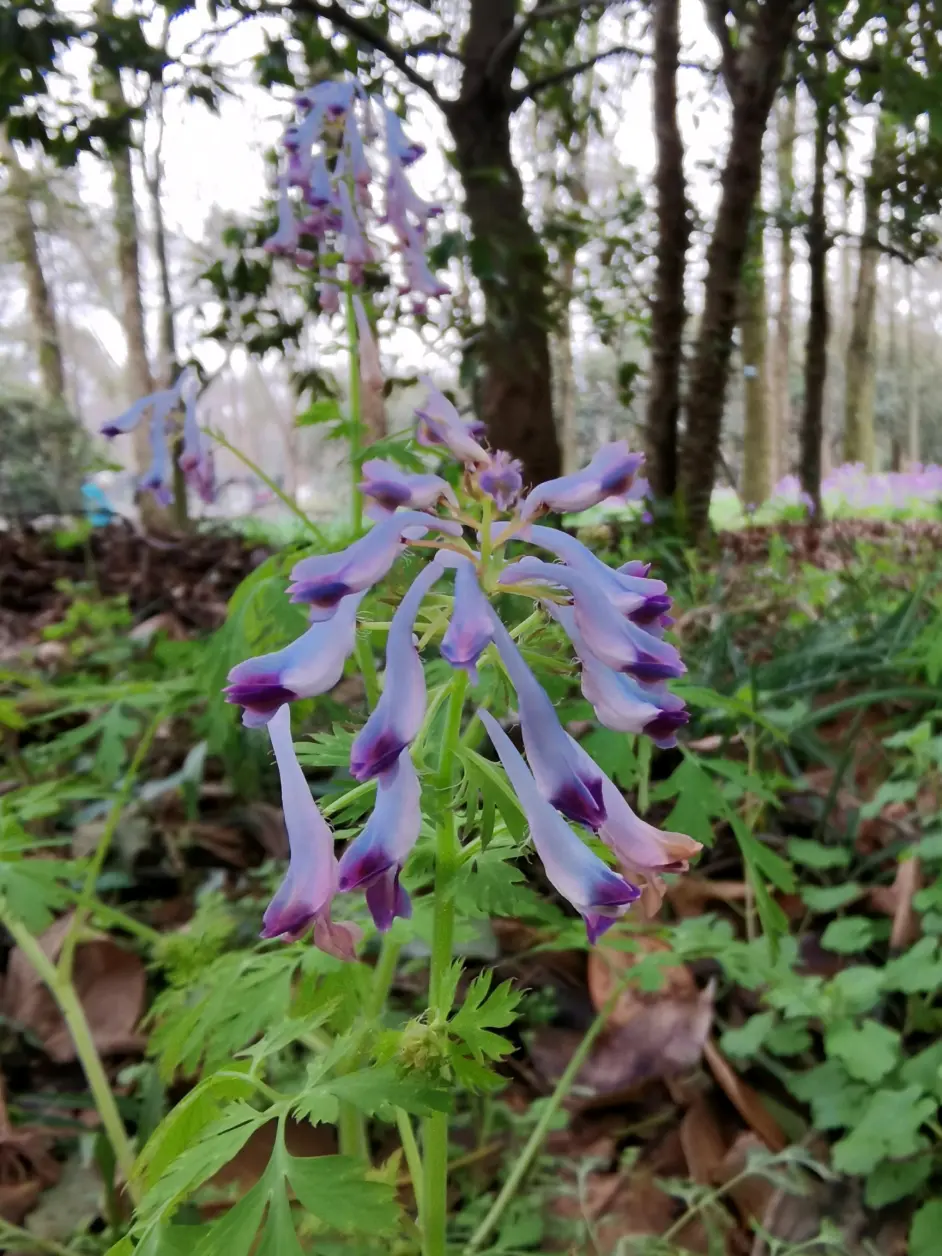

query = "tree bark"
[[906, 264, 920, 466], [645, 0, 689, 499], [843, 124, 888, 470], [800, 71, 830, 519], [1, 128, 66, 405], [679, 0, 804, 539], [740, 216, 770, 507], [772, 83, 796, 484], [445, 0, 560, 488]]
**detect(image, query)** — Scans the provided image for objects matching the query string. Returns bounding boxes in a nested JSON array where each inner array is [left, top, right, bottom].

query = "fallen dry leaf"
[[0, 1073, 59, 1225], [889, 855, 922, 950], [702, 1040, 787, 1153], [679, 1095, 728, 1186], [1, 915, 145, 1063]]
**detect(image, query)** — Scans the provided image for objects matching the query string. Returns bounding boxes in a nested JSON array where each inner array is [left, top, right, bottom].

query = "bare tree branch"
[[512, 43, 713, 105], [703, 0, 740, 91], [485, 0, 613, 79], [287, 0, 444, 104]]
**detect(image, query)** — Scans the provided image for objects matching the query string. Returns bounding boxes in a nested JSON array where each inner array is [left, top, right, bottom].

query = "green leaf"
[[764, 1022, 811, 1056], [720, 1012, 774, 1060], [832, 1086, 935, 1175], [865, 1156, 931, 1208], [859, 780, 918, 819], [801, 883, 863, 912], [828, 966, 885, 1014], [653, 756, 723, 846], [825, 1020, 900, 1084], [294, 726, 356, 769], [284, 1153, 400, 1233], [448, 971, 521, 1065], [820, 916, 879, 954], [787, 838, 851, 870], [910, 1200, 942, 1256], [327, 1064, 452, 1119], [192, 1180, 268, 1256], [457, 746, 527, 843], [900, 1041, 942, 1098], [883, 938, 942, 993], [254, 1180, 305, 1256], [297, 399, 342, 427], [788, 1059, 869, 1131]]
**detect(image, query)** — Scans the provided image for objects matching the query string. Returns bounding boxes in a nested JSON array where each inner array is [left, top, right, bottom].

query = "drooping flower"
[[263, 179, 301, 257], [401, 229, 450, 307], [415, 379, 490, 465], [337, 182, 373, 283], [520, 442, 645, 520], [224, 593, 364, 727], [548, 605, 688, 747], [352, 295, 384, 393], [499, 557, 684, 682], [489, 613, 605, 831], [261, 705, 360, 959], [524, 525, 668, 618], [343, 108, 371, 187], [349, 562, 443, 780], [359, 459, 458, 520], [478, 710, 638, 942], [478, 451, 523, 511], [288, 511, 461, 618], [138, 393, 179, 506], [385, 106, 425, 166], [440, 556, 495, 684], [337, 749, 421, 930], [100, 393, 158, 438]]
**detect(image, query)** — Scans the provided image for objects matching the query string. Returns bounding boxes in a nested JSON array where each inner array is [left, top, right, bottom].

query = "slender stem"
[[464, 975, 628, 1255], [397, 1108, 424, 1215], [345, 287, 363, 534], [59, 706, 167, 982], [356, 632, 381, 708], [478, 496, 493, 570], [422, 671, 469, 1256], [0, 1218, 80, 1256], [367, 936, 402, 1020], [636, 736, 651, 815], [0, 907, 139, 1202], [205, 425, 326, 543]]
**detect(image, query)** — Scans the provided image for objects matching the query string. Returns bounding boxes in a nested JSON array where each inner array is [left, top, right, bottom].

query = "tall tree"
[[739, 214, 771, 507], [0, 129, 66, 405], [679, 0, 805, 539], [772, 82, 796, 484], [906, 264, 920, 466], [644, 0, 689, 499]]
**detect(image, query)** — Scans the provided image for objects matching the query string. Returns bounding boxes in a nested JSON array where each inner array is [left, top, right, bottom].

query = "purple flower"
[[308, 153, 334, 207], [549, 605, 687, 747], [440, 556, 495, 684], [401, 228, 449, 305], [349, 562, 443, 780], [288, 510, 461, 618], [385, 106, 425, 166], [338, 182, 373, 282], [337, 749, 420, 930], [224, 593, 363, 727], [177, 371, 215, 502], [261, 705, 360, 960], [343, 108, 371, 187], [359, 459, 458, 521], [100, 394, 156, 438], [264, 180, 300, 257], [384, 164, 440, 246], [316, 239, 340, 314], [352, 295, 384, 393], [415, 379, 489, 466], [490, 613, 605, 831], [478, 451, 523, 511], [139, 394, 178, 505], [499, 558, 684, 683], [478, 711, 638, 943], [524, 525, 668, 618], [520, 442, 645, 519]]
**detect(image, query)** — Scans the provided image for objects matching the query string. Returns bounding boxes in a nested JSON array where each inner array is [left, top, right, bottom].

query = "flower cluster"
[[225, 384, 698, 955], [774, 463, 942, 514], [98, 368, 214, 506], [265, 80, 446, 314]]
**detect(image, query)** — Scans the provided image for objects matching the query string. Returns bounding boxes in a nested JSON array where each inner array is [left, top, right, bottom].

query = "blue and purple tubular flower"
[[225, 372, 697, 950]]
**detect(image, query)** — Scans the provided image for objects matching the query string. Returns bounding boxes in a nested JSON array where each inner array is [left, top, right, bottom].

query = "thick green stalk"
[[465, 977, 628, 1254], [0, 907, 139, 1202], [422, 671, 469, 1256], [346, 288, 363, 534]]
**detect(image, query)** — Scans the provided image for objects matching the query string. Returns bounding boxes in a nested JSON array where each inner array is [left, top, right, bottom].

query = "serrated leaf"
[[828, 965, 884, 1013], [327, 1064, 452, 1119], [297, 399, 343, 427], [788, 1059, 869, 1131], [883, 937, 942, 993], [821, 916, 879, 954], [449, 971, 521, 1064], [900, 1040, 942, 1098], [720, 1012, 774, 1059], [192, 1180, 268, 1256], [294, 726, 356, 769], [825, 1020, 900, 1084], [284, 1153, 400, 1233], [832, 1086, 934, 1175], [865, 1156, 931, 1208]]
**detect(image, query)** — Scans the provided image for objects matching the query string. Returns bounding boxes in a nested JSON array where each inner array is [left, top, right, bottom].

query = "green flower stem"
[[422, 671, 469, 1256], [0, 905, 139, 1204], [464, 974, 629, 1255], [478, 496, 493, 570], [356, 632, 381, 708], [396, 1108, 424, 1215], [367, 935, 402, 1020], [345, 286, 363, 534], [205, 425, 325, 543]]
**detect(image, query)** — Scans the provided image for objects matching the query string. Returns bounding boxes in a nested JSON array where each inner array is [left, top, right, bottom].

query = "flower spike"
[[261, 706, 359, 959], [478, 710, 638, 942]]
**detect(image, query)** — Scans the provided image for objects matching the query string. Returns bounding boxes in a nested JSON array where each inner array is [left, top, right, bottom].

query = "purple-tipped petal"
[[349, 563, 443, 780], [440, 556, 494, 683], [338, 182, 372, 280], [401, 228, 449, 302], [288, 511, 461, 617], [478, 710, 638, 941], [338, 750, 420, 930], [414, 379, 489, 466], [308, 153, 333, 206], [525, 526, 668, 616], [343, 108, 371, 187], [359, 459, 458, 520], [385, 106, 425, 166], [260, 705, 349, 951], [100, 394, 152, 438], [139, 390, 179, 505], [264, 179, 300, 257], [489, 613, 605, 830], [499, 558, 684, 683], [477, 451, 523, 511], [520, 442, 644, 519], [224, 593, 364, 726]]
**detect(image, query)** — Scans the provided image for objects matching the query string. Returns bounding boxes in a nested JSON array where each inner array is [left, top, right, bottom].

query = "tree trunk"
[[556, 251, 579, 474], [906, 264, 920, 467], [445, 0, 560, 488], [772, 84, 796, 484], [740, 217, 771, 507], [1, 128, 66, 405], [886, 260, 900, 470], [843, 124, 888, 470], [679, 0, 803, 539], [800, 74, 830, 519], [645, 0, 689, 499]]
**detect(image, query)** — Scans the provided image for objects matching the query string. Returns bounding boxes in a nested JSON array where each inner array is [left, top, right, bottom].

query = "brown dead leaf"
[[702, 1040, 787, 1152], [679, 1095, 728, 1185], [717, 1132, 775, 1230], [128, 612, 188, 643], [0, 1074, 59, 1225], [1, 916, 145, 1062], [889, 856, 922, 949], [587, 936, 696, 1025], [667, 878, 749, 919]]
